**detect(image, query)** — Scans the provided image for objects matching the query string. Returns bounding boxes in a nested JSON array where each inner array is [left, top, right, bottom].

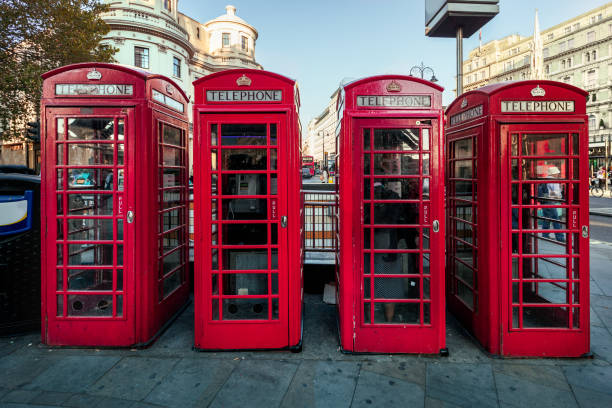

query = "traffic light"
[[26, 121, 40, 143]]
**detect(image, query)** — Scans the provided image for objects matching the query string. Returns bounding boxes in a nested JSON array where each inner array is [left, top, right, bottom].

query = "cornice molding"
[[105, 22, 195, 57]]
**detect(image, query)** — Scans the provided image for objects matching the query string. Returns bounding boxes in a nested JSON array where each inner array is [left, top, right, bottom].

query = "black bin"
[[0, 172, 41, 336]]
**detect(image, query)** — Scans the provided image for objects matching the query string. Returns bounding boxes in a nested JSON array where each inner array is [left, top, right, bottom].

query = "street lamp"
[[409, 62, 438, 82], [318, 131, 327, 171]]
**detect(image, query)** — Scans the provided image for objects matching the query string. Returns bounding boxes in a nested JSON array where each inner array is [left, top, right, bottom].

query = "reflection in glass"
[[162, 249, 182, 275], [162, 209, 182, 232], [454, 138, 473, 158], [453, 160, 473, 179], [423, 154, 429, 175], [523, 307, 568, 328], [117, 120, 124, 141], [57, 144, 64, 165], [270, 149, 277, 170], [162, 189, 182, 209], [221, 174, 267, 195], [374, 128, 419, 151], [162, 168, 182, 187], [521, 257, 568, 280], [211, 124, 217, 146], [522, 134, 567, 156], [270, 123, 277, 145], [363, 129, 371, 150], [221, 149, 266, 170], [163, 271, 182, 298], [68, 118, 114, 140], [422, 128, 430, 151], [221, 124, 266, 145], [68, 194, 113, 215], [163, 147, 182, 166], [520, 159, 567, 180], [223, 273, 268, 295], [162, 228, 183, 253], [67, 168, 114, 190], [57, 118, 65, 140]]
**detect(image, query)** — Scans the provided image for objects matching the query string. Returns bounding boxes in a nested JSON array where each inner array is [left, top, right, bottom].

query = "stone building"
[[462, 3, 612, 168], [305, 89, 340, 169]]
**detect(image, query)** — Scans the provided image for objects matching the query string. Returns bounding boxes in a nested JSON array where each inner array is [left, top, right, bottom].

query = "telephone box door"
[[501, 123, 589, 356], [198, 113, 290, 349], [44, 107, 135, 345], [354, 118, 444, 352]]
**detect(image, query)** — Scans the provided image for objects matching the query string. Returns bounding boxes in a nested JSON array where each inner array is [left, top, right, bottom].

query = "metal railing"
[[303, 187, 337, 252]]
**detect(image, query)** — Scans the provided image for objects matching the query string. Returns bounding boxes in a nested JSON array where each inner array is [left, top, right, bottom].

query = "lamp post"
[[409, 62, 438, 83], [319, 131, 327, 171]]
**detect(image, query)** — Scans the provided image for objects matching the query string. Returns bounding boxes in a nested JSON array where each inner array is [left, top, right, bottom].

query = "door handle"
[[432, 220, 439, 233], [127, 210, 134, 224], [281, 216, 288, 228]]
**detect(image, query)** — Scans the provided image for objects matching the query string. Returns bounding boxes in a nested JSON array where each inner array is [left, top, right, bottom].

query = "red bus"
[[302, 155, 314, 176]]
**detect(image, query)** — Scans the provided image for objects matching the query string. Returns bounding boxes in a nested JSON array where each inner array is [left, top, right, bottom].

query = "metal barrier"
[[303, 187, 337, 253]]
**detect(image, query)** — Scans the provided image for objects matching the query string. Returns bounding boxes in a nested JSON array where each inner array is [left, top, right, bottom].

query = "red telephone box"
[[193, 69, 302, 350], [336, 76, 446, 354], [445, 80, 590, 357], [40, 63, 190, 346]]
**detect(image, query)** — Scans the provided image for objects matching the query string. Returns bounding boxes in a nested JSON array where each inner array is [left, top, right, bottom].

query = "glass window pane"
[[163, 271, 182, 298], [67, 168, 114, 190], [519, 159, 568, 180], [211, 124, 217, 146], [364, 154, 370, 175], [211, 150, 217, 171], [221, 174, 267, 195], [68, 118, 114, 140], [423, 154, 430, 175], [270, 124, 277, 145], [270, 149, 277, 170], [222, 224, 267, 245], [162, 168, 182, 187], [68, 144, 114, 165], [223, 273, 268, 295], [374, 277, 420, 299], [454, 138, 473, 158], [363, 129, 371, 151], [67, 194, 113, 216], [422, 128, 430, 151], [67, 243, 114, 266], [221, 149, 267, 170], [373, 228, 419, 249], [373, 253, 419, 275], [163, 147, 182, 166], [162, 189, 182, 209], [162, 249, 183, 276], [223, 249, 268, 270], [222, 298, 268, 320], [374, 128, 419, 151], [67, 294, 113, 316], [374, 154, 419, 175], [523, 307, 569, 328], [67, 218, 113, 241], [163, 125, 182, 146], [221, 124, 266, 146], [373, 203, 419, 225], [521, 134, 567, 156], [373, 302, 419, 324], [162, 209, 183, 232], [453, 160, 473, 179], [372, 178, 419, 200], [57, 118, 65, 140], [222, 199, 267, 220], [521, 257, 568, 280], [67, 269, 113, 290], [162, 229, 184, 254]]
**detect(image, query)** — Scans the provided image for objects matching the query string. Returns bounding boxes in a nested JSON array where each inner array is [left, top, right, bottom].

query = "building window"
[[543, 47, 549, 58], [548, 33, 554, 40], [586, 52, 590, 62], [559, 41, 567, 52], [592, 92, 597, 102], [173, 56, 181, 78], [568, 38, 574, 49], [586, 69, 597, 88], [563, 76, 571, 83], [222, 33, 230, 48], [163, 0, 171, 12], [196, 27, 200, 39], [587, 31, 595, 42], [562, 60, 566, 69], [589, 115, 596, 129], [545, 64, 550, 74], [567, 58, 572, 68], [523, 55, 529, 66], [564, 26, 571, 34], [598, 13, 603, 21], [573, 23, 580, 31], [592, 50, 597, 61], [134, 46, 149, 69], [241, 36, 248, 51]]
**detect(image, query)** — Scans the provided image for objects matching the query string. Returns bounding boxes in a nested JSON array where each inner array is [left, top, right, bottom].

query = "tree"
[[0, 0, 118, 140]]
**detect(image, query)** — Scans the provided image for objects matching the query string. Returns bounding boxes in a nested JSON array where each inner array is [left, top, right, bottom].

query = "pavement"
[[2, 242, 612, 408]]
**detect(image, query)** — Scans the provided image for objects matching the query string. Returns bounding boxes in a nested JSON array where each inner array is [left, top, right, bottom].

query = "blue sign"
[[0, 190, 33, 236]]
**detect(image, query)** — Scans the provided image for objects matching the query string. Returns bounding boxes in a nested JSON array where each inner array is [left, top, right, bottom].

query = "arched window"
[[592, 50, 597, 60], [164, 0, 172, 12]]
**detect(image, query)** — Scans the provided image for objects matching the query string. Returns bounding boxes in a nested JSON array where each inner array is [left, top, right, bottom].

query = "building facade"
[[462, 3, 612, 169], [99, 0, 262, 168], [305, 89, 340, 168]]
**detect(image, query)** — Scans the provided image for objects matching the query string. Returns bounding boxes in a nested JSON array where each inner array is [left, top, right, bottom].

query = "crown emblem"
[[531, 85, 546, 97], [386, 80, 401, 92], [236, 75, 252, 86], [87, 69, 102, 80], [460, 98, 468, 108], [165, 84, 173, 94]]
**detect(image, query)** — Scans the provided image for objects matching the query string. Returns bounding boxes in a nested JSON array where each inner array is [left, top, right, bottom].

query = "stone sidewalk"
[[1, 243, 612, 408]]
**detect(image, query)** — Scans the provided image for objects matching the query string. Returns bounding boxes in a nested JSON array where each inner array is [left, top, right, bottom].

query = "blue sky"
[[180, 0, 607, 127]]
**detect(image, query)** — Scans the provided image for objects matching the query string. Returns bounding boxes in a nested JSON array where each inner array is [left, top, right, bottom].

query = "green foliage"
[[0, 0, 118, 140]]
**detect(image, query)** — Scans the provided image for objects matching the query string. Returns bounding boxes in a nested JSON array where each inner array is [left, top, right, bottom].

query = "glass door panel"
[[55, 116, 125, 318], [362, 125, 432, 326]]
